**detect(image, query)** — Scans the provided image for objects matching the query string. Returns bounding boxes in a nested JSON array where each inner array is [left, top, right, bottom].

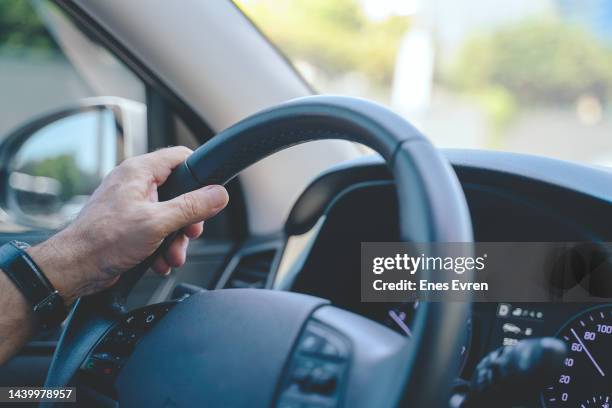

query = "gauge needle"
[[388, 310, 412, 338], [571, 328, 605, 377]]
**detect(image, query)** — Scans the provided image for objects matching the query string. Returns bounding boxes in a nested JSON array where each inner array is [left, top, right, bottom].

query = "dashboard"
[[282, 150, 612, 407]]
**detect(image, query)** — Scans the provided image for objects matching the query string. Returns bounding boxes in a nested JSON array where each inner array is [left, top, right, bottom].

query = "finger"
[[164, 233, 189, 267], [152, 255, 172, 276], [158, 185, 229, 232], [183, 222, 204, 239], [129, 146, 193, 185]]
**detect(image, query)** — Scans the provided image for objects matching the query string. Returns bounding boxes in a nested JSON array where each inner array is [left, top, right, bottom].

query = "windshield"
[[238, 0, 612, 166]]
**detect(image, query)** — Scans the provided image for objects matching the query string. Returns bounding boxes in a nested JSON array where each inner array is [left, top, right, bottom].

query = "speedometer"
[[542, 305, 612, 407]]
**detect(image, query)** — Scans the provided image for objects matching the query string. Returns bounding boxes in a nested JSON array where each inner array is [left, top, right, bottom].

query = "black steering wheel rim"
[[44, 95, 473, 407]]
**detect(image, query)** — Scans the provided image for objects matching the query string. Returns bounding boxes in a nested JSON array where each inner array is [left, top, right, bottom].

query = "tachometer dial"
[[542, 305, 612, 407]]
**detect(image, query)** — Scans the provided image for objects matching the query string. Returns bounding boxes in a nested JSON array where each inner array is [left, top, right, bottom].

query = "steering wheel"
[[43, 95, 473, 407]]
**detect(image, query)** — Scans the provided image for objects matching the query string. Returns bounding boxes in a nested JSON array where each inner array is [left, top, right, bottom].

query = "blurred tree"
[[0, 0, 58, 54], [450, 18, 612, 107], [239, 0, 410, 87], [23, 154, 96, 201]]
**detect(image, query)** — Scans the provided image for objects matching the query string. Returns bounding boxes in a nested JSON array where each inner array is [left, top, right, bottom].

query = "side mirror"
[[0, 97, 146, 230]]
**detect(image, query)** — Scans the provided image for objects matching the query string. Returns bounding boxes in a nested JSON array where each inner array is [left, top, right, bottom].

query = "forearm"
[[0, 270, 34, 364], [0, 230, 96, 365]]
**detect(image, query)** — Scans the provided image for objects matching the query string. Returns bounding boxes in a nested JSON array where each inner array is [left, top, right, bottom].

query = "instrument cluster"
[[488, 303, 612, 408]]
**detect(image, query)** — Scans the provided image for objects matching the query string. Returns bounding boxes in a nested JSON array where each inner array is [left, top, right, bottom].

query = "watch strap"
[[0, 241, 67, 330]]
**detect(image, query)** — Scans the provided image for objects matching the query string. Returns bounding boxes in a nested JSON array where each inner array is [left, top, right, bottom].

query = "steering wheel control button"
[[319, 341, 342, 359], [77, 302, 177, 393], [308, 365, 338, 395], [277, 320, 350, 408], [300, 332, 323, 354], [298, 322, 349, 360], [292, 358, 316, 383], [91, 352, 115, 361]]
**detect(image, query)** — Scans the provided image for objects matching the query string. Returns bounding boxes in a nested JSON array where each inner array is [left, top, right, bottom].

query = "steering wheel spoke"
[[277, 305, 411, 408], [76, 302, 177, 398]]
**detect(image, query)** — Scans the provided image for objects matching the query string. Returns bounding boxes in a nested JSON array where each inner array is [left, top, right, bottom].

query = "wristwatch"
[[0, 241, 68, 330]]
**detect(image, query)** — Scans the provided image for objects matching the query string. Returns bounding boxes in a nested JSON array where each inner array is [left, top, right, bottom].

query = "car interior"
[[1, 0, 611, 407]]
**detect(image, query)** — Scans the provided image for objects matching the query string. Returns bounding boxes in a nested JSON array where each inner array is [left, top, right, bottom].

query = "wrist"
[[27, 228, 99, 305]]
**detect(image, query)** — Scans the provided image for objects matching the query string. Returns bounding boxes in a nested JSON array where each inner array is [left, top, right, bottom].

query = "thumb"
[[158, 185, 229, 231]]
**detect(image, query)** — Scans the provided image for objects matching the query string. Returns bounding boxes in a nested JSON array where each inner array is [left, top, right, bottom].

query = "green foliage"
[[450, 18, 612, 106], [239, 0, 410, 87], [475, 86, 517, 134], [23, 155, 96, 201], [0, 0, 58, 55]]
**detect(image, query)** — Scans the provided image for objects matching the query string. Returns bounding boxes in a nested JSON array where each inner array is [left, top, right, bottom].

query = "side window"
[[0, 0, 146, 232]]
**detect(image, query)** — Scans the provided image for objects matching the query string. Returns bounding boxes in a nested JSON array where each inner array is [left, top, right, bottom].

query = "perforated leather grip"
[[159, 97, 422, 196]]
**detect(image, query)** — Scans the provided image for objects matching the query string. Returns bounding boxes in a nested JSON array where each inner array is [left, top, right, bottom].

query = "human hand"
[[28, 146, 229, 304]]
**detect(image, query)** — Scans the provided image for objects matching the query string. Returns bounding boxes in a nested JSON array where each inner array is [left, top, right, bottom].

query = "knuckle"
[[119, 157, 139, 173], [108, 164, 125, 178], [147, 209, 168, 233], [140, 205, 158, 223]]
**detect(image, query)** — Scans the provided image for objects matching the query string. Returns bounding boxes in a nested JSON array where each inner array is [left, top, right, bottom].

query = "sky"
[[15, 109, 118, 177]]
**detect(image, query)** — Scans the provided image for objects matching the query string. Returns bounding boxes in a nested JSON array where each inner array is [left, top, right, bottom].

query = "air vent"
[[224, 249, 277, 289]]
